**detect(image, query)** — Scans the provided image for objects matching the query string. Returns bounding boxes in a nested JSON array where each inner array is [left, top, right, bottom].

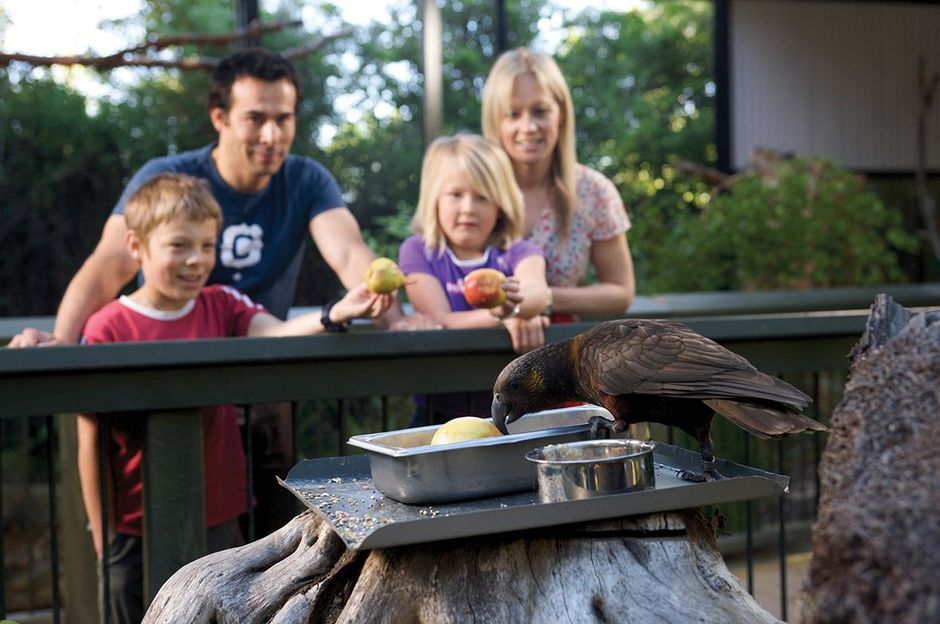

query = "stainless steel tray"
[[281, 443, 789, 551], [346, 405, 617, 504]]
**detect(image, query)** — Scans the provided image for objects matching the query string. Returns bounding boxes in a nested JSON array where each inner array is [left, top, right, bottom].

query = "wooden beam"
[[422, 0, 443, 145]]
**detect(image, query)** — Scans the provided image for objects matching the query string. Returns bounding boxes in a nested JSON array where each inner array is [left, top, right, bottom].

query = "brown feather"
[[491, 319, 827, 463]]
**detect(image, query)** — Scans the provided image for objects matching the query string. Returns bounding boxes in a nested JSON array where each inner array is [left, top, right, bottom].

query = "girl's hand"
[[502, 314, 550, 353], [332, 284, 392, 324], [489, 277, 523, 320]]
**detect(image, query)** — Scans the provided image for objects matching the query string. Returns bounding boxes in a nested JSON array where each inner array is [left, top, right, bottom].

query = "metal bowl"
[[525, 439, 656, 503]]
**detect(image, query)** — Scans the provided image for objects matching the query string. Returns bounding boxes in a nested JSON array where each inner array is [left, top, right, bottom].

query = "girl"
[[399, 134, 551, 426], [398, 133, 551, 355]]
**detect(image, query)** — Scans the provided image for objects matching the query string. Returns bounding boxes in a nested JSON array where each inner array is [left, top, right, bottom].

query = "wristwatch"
[[542, 287, 553, 317], [320, 299, 350, 333]]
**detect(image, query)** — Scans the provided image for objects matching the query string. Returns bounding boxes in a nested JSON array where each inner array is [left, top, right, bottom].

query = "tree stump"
[[145, 508, 777, 623], [801, 295, 940, 623]]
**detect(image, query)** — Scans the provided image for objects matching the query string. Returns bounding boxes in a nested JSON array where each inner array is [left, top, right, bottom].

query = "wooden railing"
[[2, 283, 939, 621]]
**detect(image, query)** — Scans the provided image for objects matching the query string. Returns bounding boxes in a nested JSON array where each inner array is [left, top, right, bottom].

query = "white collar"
[[119, 295, 196, 320], [444, 246, 492, 268]]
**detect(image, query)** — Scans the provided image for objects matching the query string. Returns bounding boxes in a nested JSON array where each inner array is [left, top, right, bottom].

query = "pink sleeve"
[[580, 168, 630, 240]]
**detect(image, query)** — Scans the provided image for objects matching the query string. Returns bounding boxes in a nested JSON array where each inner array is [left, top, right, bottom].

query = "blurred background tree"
[[0, 0, 931, 317]]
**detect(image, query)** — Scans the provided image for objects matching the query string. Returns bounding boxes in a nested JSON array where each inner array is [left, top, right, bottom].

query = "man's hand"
[[331, 284, 393, 324], [7, 328, 62, 348]]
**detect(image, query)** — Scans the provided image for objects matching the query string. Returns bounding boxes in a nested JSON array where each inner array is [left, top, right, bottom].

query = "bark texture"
[[802, 295, 940, 623], [145, 510, 777, 623]]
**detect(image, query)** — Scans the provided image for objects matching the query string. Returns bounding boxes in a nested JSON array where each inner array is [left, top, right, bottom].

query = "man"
[[10, 48, 431, 540], [11, 47, 422, 346]]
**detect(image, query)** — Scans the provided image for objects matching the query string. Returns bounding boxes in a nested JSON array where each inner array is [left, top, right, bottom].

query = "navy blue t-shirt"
[[113, 144, 345, 318]]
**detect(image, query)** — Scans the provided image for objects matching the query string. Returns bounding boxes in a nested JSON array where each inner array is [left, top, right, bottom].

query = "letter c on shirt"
[[220, 223, 264, 269]]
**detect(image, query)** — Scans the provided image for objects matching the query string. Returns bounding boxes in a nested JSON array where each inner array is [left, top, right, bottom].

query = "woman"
[[482, 48, 635, 322]]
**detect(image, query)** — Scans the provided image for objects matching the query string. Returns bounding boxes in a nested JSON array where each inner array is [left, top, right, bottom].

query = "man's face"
[[211, 76, 297, 192]]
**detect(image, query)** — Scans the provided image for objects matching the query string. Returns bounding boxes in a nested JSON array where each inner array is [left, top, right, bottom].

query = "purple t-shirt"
[[398, 235, 543, 311]]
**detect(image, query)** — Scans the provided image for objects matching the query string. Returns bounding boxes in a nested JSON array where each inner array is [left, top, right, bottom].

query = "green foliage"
[[363, 200, 416, 262], [558, 2, 715, 190], [637, 158, 919, 292], [0, 73, 129, 315], [320, 0, 545, 234], [0, 0, 928, 317]]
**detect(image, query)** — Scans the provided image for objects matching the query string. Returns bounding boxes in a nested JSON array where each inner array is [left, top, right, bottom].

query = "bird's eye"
[[509, 381, 520, 391]]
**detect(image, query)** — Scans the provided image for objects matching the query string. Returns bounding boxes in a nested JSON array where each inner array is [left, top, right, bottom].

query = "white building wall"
[[730, 0, 940, 171]]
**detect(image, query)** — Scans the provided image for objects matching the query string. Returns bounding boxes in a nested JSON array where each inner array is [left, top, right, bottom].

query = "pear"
[[430, 416, 503, 446], [364, 257, 407, 294]]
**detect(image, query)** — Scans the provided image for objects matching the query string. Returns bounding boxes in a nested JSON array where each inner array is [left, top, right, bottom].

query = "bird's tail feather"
[[704, 399, 828, 439]]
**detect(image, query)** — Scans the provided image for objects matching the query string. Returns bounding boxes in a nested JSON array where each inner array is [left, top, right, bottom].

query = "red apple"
[[463, 268, 507, 308]]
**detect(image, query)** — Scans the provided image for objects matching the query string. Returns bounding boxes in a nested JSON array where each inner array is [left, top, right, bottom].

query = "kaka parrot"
[[491, 319, 826, 481]]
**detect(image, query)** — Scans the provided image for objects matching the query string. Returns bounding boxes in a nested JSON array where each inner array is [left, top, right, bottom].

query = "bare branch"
[[281, 27, 355, 61], [0, 20, 348, 70]]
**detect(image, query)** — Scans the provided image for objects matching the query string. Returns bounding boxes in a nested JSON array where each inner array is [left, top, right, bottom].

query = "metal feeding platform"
[[280, 442, 788, 551]]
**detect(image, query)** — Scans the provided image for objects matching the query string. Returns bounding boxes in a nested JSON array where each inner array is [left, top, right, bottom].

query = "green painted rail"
[[2, 284, 939, 613]]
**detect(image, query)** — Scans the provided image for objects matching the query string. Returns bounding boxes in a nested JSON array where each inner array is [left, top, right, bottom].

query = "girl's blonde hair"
[[481, 47, 578, 237], [125, 173, 222, 243], [411, 133, 525, 254]]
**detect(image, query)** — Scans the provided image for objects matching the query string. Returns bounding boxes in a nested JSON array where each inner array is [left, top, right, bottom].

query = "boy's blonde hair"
[[481, 47, 578, 237], [411, 134, 525, 253], [124, 173, 222, 242]]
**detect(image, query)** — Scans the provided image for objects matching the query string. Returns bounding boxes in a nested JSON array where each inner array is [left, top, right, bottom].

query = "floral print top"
[[525, 165, 630, 287]]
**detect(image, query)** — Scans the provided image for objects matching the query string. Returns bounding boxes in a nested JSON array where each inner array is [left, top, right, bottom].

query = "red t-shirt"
[[82, 285, 264, 535]]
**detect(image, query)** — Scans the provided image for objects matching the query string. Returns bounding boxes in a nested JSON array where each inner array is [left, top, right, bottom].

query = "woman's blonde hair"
[[125, 173, 222, 243], [411, 133, 525, 254], [481, 47, 578, 236]]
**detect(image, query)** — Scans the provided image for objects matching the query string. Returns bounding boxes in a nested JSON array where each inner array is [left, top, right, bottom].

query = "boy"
[[77, 172, 384, 622]]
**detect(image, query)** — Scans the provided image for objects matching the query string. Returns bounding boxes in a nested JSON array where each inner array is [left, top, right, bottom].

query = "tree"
[[0, 0, 353, 313]]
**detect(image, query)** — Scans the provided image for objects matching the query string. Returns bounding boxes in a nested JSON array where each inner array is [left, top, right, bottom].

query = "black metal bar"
[[667, 425, 674, 446], [381, 396, 389, 432], [244, 405, 255, 543], [337, 399, 346, 457], [46, 415, 61, 624], [99, 412, 111, 624], [812, 372, 823, 512], [25, 418, 36, 610], [744, 431, 754, 595], [495, 0, 507, 54], [237, 0, 260, 46], [291, 401, 298, 465], [778, 438, 788, 622], [714, 0, 732, 173], [0, 418, 5, 617]]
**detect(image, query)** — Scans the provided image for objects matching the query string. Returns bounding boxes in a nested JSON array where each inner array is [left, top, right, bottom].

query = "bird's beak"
[[491, 394, 515, 434]]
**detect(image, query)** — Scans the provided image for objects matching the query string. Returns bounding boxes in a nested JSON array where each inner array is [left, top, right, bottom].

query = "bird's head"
[[491, 347, 564, 434]]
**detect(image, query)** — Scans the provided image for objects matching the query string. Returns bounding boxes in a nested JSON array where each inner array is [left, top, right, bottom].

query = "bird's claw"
[[677, 459, 725, 483], [588, 416, 615, 440], [677, 469, 708, 483]]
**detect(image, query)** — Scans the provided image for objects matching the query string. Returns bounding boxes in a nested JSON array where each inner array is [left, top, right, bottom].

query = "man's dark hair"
[[208, 48, 302, 112]]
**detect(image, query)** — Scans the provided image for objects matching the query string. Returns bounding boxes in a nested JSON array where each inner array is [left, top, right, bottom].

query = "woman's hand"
[[502, 314, 550, 353]]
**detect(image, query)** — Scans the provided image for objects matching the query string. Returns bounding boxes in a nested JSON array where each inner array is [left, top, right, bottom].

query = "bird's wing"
[[583, 320, 810, 408]]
